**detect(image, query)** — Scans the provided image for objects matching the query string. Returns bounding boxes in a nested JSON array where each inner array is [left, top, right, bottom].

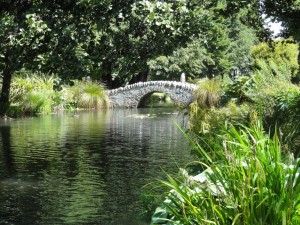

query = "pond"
[[0, 108, 193, 225]]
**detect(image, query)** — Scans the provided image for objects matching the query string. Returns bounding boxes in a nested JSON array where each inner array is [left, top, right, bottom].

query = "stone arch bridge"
[[107, 81, 197, 108]]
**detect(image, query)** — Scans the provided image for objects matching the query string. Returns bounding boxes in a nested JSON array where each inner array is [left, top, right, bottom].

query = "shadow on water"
[[0, 125, 16, 178]]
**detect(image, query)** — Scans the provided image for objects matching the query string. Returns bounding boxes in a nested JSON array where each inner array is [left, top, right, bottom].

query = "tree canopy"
[[0, 0, 296, 116], [262, 0, 300, 41]]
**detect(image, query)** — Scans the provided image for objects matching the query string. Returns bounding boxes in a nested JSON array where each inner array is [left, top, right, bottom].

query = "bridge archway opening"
[[137, 92, 174, 108]]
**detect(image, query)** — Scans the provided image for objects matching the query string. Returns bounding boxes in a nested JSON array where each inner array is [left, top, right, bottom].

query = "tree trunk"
[[0, 68, 12, 117]]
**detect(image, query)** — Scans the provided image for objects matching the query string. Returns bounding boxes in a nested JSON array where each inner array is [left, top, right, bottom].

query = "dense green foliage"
[[149, 39, 300, 224], [187, 40, 300, 151], [1, 0, 300, 116], [0, 0, 267, 116], [251, 39, 299, 77], [1, 1, 300, 224], [9, 71, 59, 115], [147, 3, 260, 80]]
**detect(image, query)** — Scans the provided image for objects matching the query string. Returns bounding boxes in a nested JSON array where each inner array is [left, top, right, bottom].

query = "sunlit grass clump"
[[7, 71, 109, 116], [193, 78, 223, 108], [62, 78, 109, 109], [10, 71, 59, 114]]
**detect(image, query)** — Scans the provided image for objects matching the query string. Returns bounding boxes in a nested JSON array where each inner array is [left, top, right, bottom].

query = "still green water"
[[0, 108, 193, 225]]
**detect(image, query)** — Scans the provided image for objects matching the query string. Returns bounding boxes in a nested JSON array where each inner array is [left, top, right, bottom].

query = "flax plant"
[[153, 120, 300, 225]]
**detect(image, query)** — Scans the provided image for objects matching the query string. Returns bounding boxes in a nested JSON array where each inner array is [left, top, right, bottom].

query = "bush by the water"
[[150, 40, 300, 224], [6, 71, 109, 116]]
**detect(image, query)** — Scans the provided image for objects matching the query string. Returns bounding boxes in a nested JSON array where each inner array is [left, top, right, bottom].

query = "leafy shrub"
[[22, 90, 52, 113], [251, 39, 299, 77], [222, 75, 253, 103], [271, 89, 300, 154], [189, 78, 251, 135], [246, 59, 300, 153]]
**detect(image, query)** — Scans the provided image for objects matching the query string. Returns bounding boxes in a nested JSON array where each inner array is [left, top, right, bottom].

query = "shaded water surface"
[[0, 109, 193, 225]]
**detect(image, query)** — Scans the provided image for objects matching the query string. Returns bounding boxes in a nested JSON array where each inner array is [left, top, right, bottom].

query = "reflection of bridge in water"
[[107, 81, 197, 108]]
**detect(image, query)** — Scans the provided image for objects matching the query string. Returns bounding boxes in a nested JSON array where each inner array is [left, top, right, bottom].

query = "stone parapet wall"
[[107, 81, 197, 108]]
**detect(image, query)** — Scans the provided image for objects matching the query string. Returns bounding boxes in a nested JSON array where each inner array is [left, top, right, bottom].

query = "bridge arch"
[[107, 81, 197, 108], [137, 91, 158, 108]]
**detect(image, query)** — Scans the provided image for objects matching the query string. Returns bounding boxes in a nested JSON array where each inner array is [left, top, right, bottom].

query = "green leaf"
[[149, 11, 155, 21]]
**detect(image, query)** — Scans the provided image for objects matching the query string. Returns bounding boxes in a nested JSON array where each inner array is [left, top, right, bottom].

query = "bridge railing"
[[107, 81, 197, 95]]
